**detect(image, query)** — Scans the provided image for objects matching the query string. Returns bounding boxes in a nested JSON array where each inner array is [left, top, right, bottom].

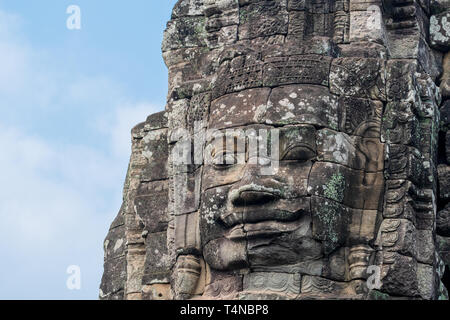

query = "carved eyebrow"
[[277, 126, 318, 159], [208, 127, 322, 160], [280, 126, 316, 144], [207, 133, 247, 149]]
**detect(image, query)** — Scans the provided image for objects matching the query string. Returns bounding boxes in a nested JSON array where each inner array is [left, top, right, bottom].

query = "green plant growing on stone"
[[324, 173, 346, 203], [316, 173, 347, 253]]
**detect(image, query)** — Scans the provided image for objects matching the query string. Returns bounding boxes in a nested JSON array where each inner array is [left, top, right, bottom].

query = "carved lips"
[[225, 219, 308, 241], [220, 192, 311, 241]]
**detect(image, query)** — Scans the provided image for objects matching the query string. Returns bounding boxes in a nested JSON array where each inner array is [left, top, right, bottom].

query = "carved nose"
[[231, 189, 279, 206]]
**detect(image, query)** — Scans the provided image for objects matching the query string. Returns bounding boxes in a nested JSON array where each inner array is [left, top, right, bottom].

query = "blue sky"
[[0, 1, 178, 299]]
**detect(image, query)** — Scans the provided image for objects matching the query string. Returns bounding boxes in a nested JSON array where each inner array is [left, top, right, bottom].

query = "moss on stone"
[[317, 200, 340, 253], [324, 173, 346, 203], [368, 290, 391, 300], [239, 8, 250, 23]]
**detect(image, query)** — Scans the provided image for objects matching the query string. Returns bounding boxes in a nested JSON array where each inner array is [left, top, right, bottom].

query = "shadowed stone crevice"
[[443, 265, 450, 292]]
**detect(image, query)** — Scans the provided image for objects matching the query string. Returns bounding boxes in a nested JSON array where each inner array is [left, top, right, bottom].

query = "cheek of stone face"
[[199, 186, 230, 248], [202, 163, 246, 192], [203, 238, 248, 271], [310, 195, 351, 255], [271, 161, 312, 198], [200, 186, 249, 271]]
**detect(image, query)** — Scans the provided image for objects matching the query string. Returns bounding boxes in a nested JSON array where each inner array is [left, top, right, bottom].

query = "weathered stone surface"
[[430, 11, 450, 51], [338, 97, 383, 136], [438, 203, 450, 236], [417, 263, 436, 299], [172, 0, 204, 18], [243, 272, 301, 298], [386, 60, 419, 102], [100, 258, 126, 300], [140, 130, 169, 182], [311, 196, 350, 254], [309, 162, 384, 210], [209, 88, 271, 129], [100, 212, 127, 300], [446, 130, 450, 163], [263, 55, 332, 87], [382, 102, 421, 147], [379, 219, 417, 259], [442, 100, 450, 130], [330, 57, 386, 101], [349, 0, 383, 11], [142, 232, 171, 285], [438, 164, 450, 200], [417, 230, 435, 264], [162, 16, 207, 52], [280, 125, 317, 161], [441, 52, 450, 99], [175, 211, 201, 254], [203, 271, 242, 300], [381, 254, 419, 297], [385, 145, 428, 187], [135, 180, 169, 234], [338, 42, 387, 58], [211, 51, 264, 100], [349, 9, 387, 44], [142, 283, 172, 300], [300, 276, 366, 299], [437, 235, 450, 266], [246, 212, 323, 268], [101, 0, 448, 300], [431, 0, 450, 15], [238, 0, 288, 40], [266, 85, 339, 128], [173, 255, 203, 297]]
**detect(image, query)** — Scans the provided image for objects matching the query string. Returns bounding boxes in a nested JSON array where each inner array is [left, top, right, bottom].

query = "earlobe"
[[360, 138, 381, 161], [357, 137, 384, 173], [354, 120, 384, 173]]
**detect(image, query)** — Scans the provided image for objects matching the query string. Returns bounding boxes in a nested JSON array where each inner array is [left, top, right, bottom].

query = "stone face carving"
[[101, 0, 450, 300]]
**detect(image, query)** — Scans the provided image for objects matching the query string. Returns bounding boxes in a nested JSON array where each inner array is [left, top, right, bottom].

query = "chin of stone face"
[[100, 0, 450, 301]]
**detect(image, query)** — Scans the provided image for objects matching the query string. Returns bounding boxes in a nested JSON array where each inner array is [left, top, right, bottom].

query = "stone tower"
[[100, 0, 450, 300]]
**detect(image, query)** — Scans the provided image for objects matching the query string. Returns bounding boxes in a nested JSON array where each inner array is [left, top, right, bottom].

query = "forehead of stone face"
[[209, 84, 339, 130]]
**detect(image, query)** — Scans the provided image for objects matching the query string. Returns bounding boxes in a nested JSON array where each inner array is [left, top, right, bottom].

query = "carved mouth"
[[220, 197, 310, 241], [225, 219, 306, 240], [220, 197, 310, 229]]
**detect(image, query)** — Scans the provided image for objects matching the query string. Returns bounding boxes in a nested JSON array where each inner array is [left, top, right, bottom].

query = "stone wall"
[[433, 0, 450, 297]]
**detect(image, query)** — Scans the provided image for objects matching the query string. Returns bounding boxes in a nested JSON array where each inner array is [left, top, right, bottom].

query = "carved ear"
[[355, 120, 384, 172], [359, 138, 382, 163], [354, 120, 381, 139]]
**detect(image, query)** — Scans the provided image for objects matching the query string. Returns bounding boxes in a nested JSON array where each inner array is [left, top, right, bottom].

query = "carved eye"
[[279, 125, 317, 162], [281, 145, 316, 161], [212, 152, 237, 169]]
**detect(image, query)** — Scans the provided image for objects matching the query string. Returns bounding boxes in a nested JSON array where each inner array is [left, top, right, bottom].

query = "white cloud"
[[0, 103, 161, 298], [0, 6, 164, 299], [66, 75, 125, 106], [0, 123, 115, 248], [98, 102, 162, 156], [0, 9, 23, 39], [0, 11, 124, 115], [0, 123, 116, 299], [0, 12, 30, 95]]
